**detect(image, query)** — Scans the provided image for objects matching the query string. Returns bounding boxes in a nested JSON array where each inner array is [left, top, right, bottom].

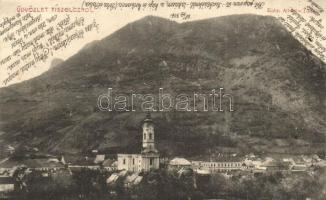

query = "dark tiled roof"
[[194, 156, 243, 162], [0, 177, 15, 184]]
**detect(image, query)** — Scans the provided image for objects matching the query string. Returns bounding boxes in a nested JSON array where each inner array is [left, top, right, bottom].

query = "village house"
[[0, 176, 15, 193], [68, 157, 100, 171], [168, 157, 192, 171], [117, 113, 160, 172], [102, 159, 117, 171], [94, 154, 106, 164], [283, 156, 312, 172], [243, 157, 266, 172], [124, 173, 143, 188], [261, 159, 291, 172], [107, 170, 128, 186], [0, 157, 65, 171]]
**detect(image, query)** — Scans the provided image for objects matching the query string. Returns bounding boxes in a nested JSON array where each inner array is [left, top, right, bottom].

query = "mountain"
[[0, 15, 325, 158], [49, 58, 64, 69]]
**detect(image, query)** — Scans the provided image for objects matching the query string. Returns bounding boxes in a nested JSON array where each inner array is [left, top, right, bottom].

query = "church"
[[117, 113, 159, 172]]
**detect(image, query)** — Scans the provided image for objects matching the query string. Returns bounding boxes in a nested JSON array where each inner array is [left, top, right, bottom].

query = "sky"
[[0, 0, 325, 87]]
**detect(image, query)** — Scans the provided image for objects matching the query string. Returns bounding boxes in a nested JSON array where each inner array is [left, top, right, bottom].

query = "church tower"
[[142, 113, 157, 153], [117, 113, 159, 172]]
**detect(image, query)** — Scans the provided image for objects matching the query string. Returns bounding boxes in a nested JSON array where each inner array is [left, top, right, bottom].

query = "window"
[[133, 158, 135, 165], [150, 158, 153, 166], [144, 133, 146, 140], [149, 133, 152, 140], [123, 159, 126, 165]]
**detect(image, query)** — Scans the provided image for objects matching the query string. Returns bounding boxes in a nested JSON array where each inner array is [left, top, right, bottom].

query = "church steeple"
[[117, 113, 160, 172], [142, 113, 157, 153]]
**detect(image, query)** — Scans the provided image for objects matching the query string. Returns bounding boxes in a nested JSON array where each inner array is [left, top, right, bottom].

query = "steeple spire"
[[143, 112, 153, 123], [146, 112, 151, 119]]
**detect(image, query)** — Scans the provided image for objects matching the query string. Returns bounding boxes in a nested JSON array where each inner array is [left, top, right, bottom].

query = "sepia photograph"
[[0, 0, 325, 199]]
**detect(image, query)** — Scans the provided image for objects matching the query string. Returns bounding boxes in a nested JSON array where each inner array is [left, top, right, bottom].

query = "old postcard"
[[0, 0, 325, 199]]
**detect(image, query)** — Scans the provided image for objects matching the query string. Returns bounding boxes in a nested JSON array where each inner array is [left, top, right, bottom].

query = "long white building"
[[191, 157, 244, 173]]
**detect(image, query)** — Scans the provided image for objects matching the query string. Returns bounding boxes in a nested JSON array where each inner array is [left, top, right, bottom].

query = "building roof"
[[292, 157, 306, 164], [0, 177, 15, 184], [194, 169, 210, 175], [0, 168, 15, 177], [94, 155, 105, 164], [262, 160, 291, 169], [0, 158, 64, 169], [209, 157, 243, 162], [125, 173, 139, 184], [48, 158, 60, 163], [191, 154, 245, 162], [106, 173, 119, 184], [133, 176, 143, 185], [169, 157, 191, 166], [291, 165, 307, 171], [68, 156, 98, 166], [177, 168, 193, 177], [192, 156, 244, 164], [102, 159, 116, 167], [107, 172, 143, 186], [119, 170, 128, 176]]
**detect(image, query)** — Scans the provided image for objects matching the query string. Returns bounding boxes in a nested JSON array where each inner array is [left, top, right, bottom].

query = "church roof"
[[141, 148, 158, 154]]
